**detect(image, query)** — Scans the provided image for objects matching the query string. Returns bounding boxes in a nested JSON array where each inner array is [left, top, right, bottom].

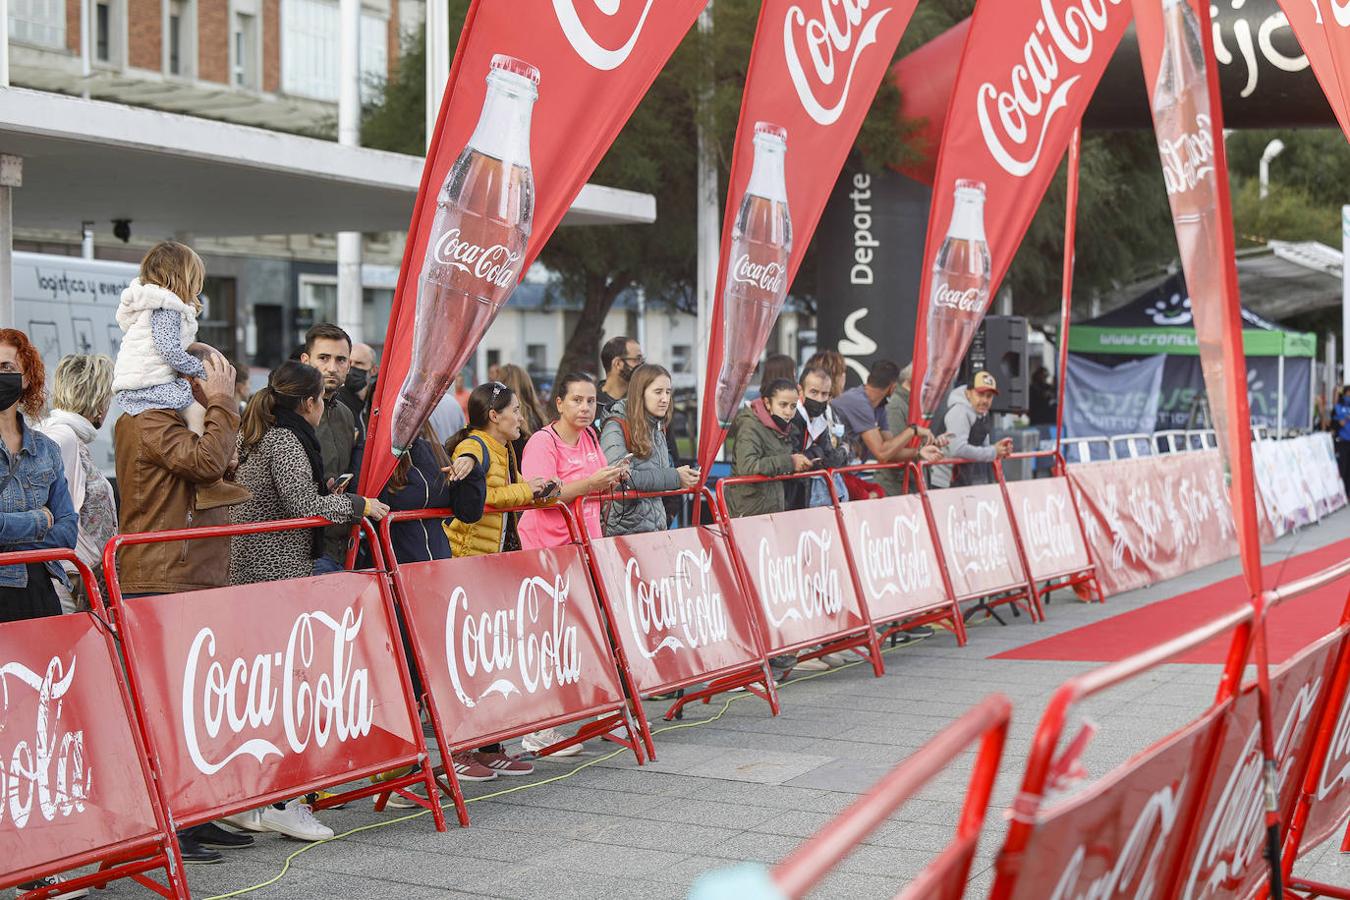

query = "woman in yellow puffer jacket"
[[444, 381, 551, 557]]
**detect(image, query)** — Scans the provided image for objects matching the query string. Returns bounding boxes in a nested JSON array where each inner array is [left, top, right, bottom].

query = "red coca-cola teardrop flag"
[[1274, 0, 1350, 139], [360, 0, 707, 497], [696, 0, 921, 476], [1131, 0, 1262, 596], [906, 1, 1133, 423]]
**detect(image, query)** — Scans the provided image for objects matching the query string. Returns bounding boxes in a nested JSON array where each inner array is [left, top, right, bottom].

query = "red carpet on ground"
[[992, 538, 1350, 665]]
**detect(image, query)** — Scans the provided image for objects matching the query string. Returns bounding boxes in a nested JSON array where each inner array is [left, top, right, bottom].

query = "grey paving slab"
[[80, 508, 1350, 900]]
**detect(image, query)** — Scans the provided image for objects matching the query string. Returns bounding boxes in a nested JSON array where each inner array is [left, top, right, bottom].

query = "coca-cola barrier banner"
[[0, 614, 162, 878], [724, 506, 869, 654], [926, 483, 1027, 601], [586, 527, 762, 693], [1069, 451, 1236, 598], [907, 0, 1133, 421], [1006, 477, 1093, 582], [1182, 633, 1338, 900], [1133, 0, 1263, 597], [835, 493, 948, 622], [1302, 647, 1350, 851], [392, 547, 626, 746], [1276, 0, 1350, 138], [118, 574, 421, 822], [696, 0, 921, 475], [361, 0, 707, 497]]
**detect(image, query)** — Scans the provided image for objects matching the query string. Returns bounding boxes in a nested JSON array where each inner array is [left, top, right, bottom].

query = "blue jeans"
[[312, 556, 342, 575]]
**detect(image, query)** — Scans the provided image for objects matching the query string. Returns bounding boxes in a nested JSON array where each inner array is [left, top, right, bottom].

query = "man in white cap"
[[931, 370, 1013, 488]]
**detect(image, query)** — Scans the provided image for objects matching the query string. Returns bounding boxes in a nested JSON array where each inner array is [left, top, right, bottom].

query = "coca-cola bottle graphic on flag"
[[1152, 0, 1230, 458], [389, 54, 537, 453], [714, 122, 792, 427], [919, 179, 991, 419]]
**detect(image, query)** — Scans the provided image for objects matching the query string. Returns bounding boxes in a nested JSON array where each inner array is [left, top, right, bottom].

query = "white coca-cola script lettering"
[[783, 0, 892, 126], [553, 0, 653, 70], [932, 281, 984, 313], [857, 514, 933, 598], [1050, 778, 1187, 900], [443, 574, 582, 709], [1159, 113, 1215, 198], [622, 548, 729, 660], [1318, 685, 1350, 801], [181, 608, 374, 776], [978, 0, 1128, 177], [431, 228, 521, 289], [755, 529, 845, 629], [0, 656, 91, 829], [1021, 492, 1077, 567], [945, 500, 1011, 576], [731, 253, 787, 294]]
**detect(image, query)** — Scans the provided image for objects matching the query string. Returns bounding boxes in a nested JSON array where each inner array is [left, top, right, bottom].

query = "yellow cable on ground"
[[204, 639, 919, 900]]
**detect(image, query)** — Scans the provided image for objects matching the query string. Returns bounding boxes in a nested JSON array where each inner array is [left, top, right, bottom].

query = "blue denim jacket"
[[0, 419, 78, 588]]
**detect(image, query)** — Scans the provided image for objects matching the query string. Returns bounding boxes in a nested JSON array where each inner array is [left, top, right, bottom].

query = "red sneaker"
[[473, 750, 534, 777], [451, 751, 497, 782]]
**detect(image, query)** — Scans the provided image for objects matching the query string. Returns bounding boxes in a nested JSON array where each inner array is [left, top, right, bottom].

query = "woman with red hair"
[[0, 328, 78, 624]]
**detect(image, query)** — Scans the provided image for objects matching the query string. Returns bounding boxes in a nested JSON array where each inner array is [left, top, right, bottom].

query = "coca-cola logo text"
[[443, 574, 581, 709], [1158, 113, 1216, 198], [932, 281, 986, 314], [622, 549, 729, 660], [731, 253, 787, 295], [857, 514, 934, 598], [0, 656, 91, 829], [431, 228, 521, 289], [755, 529, 844, 630], [1312, 0, 1350, 27], [783, 0, 893, 126], [1318, 685, 1350, 801], [181, 608, 374, 776], [978, 0, 1128, 177], [945, 500, 1011, 575], [553, 0, 654, 71], [1050, 779, 1187, 900], [1021, 491, 1077, 566]]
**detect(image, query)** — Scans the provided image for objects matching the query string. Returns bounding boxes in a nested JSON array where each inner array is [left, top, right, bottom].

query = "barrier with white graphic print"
[[832, 462, 968, 646], [578, 487, 776, 755], [996, 452, 1102, 608], [0, 548, 188, 900], [1254, 433, 1349, 540], [915, 458, 1041, 624], [375, 505, 643, 825], [715, 472, 884, 674], [103, 518, 447, 833]]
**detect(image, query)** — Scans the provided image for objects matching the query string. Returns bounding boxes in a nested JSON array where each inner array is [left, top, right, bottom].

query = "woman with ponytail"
[[228, 361, 390, 586]]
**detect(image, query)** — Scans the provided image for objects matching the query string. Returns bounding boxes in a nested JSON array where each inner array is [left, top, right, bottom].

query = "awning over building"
[[0, 88, 656, 238]]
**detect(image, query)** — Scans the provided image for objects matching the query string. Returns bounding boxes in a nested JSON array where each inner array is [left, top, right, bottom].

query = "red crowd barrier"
[[832, 462, 967, 646], [375, 504, 643, 825], [103, 518, 447, 833], [770, 694, 1011, 899], [1, 549, 187, 900], [715, 472, 884, 676], [915, 458, 1041, 624], [996, 451, 1103, 608], [578, 487, 777, 756]]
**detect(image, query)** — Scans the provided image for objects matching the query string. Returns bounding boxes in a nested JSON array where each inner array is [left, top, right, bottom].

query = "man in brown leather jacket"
[[113, 352, 239, 594]]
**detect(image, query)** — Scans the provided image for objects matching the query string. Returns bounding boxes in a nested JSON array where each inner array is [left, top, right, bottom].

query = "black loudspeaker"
[[962, 316, 1029, 414]]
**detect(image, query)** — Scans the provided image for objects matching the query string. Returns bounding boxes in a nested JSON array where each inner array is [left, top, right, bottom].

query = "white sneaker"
[[15, 876, 88, 899], [259, 800, 334, 842], [221, 808, 267, 832], [793, 657, 830, 672], [382, 786, 424, 810], [521, 727, 583, 757], [821, 653, 852, 668]]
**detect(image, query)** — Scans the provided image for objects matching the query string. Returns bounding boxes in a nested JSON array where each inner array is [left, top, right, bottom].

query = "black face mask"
[[618, 361, 638, 383], [802, 397, 828, 419], [770, 414, 793, 432], [345, 368, 369, 392], [0, 373, 23, 413]]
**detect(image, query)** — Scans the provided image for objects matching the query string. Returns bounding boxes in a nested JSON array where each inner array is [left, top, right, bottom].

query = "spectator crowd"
[[5, 241, 1016, 898]]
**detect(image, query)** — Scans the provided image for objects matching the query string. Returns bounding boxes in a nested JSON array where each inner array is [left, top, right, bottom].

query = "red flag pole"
[[1053, 126, 1081, 465]]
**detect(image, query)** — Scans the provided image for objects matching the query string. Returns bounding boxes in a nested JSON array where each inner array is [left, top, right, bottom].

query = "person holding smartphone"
[[518, 372, 626, 553], [600, 364, 697, 536]]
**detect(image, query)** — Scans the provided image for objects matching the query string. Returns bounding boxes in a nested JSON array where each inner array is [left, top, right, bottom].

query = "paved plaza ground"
[[92, 509, 1350, 900]]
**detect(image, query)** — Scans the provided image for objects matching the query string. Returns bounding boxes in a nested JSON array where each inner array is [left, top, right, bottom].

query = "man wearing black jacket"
[[785, 366, 850, 509]]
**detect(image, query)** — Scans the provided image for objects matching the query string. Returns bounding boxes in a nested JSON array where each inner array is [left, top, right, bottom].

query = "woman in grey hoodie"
[[600, 364, 698, 535]]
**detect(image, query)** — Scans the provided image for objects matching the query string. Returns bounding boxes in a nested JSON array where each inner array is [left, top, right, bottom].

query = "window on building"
[[671, 345, 692, 374], [233, 12, 258, 88], [526, 344, 547, 378], [9, 0, 66, 49], [281, 0, 388, 102], [96, 1, 111, 62], [299, 276, 337, 332], [358, 12, 387, 104], [361, 287, 393, 347], [167, 0, 183, 74]]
